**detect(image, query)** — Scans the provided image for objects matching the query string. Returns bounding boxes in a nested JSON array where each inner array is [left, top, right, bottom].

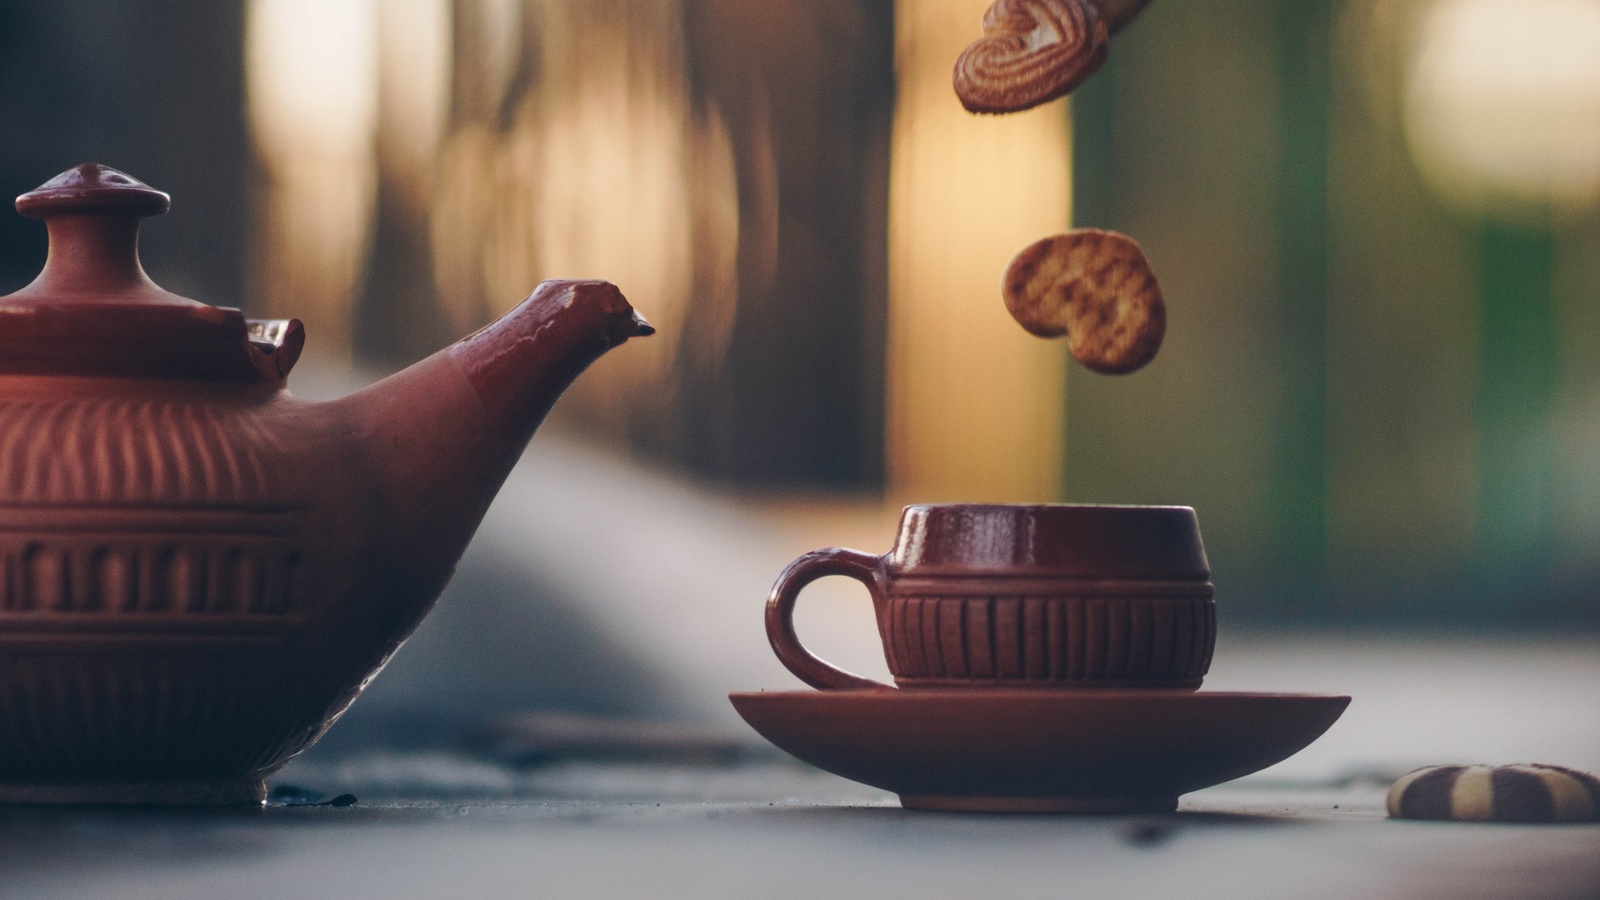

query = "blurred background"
[[1, 0, 1599, 735]]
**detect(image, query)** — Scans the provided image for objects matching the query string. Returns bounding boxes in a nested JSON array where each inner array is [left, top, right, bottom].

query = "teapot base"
[[0, 778, 266, 806]]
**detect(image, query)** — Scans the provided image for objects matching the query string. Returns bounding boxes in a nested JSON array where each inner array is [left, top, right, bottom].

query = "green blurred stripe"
[[1475, 221, 1558, 574], [1267, 0, 1333, 616]]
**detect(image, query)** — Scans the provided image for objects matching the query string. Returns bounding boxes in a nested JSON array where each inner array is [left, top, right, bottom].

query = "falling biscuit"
[[1388, 764, 1600, 823], [1002, 229, 1166, 375], [953, 0, 1109, 115]]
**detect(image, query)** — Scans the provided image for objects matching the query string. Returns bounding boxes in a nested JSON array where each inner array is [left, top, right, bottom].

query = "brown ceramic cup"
[[766, 504, 1215, 691]]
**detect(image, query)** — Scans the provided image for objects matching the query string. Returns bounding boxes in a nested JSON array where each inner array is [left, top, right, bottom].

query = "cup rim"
[[887, 503, 1210, 579], [900, 503, 1196, 512]]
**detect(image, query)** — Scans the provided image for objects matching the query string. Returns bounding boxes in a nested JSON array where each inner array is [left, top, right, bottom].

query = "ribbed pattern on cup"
[[882, 595, 1215, 687]]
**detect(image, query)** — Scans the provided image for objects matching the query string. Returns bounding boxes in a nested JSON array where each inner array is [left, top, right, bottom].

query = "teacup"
[[765, 504, 1215, 690]]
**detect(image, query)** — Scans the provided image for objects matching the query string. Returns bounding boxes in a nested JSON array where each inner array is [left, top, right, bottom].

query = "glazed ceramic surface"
[[729, 689, 1350, 813], [766, 504, 1215, 691], [0, 165, 652, 803]]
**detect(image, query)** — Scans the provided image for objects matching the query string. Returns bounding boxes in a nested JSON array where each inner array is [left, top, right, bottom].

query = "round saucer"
[[728, 689, 1349, 813]]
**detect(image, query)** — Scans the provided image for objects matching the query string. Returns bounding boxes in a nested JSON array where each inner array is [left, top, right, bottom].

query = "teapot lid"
[[0, 164, 302, 382]]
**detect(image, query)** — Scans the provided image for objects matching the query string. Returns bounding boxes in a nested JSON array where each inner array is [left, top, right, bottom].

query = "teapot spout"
[[328, 280, 651, 571], [448, 279, 652, 449]]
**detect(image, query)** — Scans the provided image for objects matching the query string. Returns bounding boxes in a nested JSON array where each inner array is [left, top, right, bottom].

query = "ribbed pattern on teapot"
[[0, 398, 280, 505]]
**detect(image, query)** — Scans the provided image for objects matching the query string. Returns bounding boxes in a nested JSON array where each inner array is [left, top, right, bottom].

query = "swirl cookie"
[[954, 0, 1109, 114], [1388, 764, 1600, 823], [1002, 229, 1166, 374]]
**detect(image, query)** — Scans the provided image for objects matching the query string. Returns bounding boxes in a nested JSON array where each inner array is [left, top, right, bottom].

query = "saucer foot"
[[0, 779, 267, 806], [899, 794, 1178, 814]]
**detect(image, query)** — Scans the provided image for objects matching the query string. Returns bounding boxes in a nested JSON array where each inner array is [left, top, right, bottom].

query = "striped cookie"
[[953, 0, 1109, 114], [1388, 764, 1600, 823], [1002, 229, 1166, 374]]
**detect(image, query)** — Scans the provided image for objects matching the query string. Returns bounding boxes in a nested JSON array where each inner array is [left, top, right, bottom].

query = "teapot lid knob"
[[16, 163, 171, 219], [9, 163, 187, 306], [0, 164, 299, 382]]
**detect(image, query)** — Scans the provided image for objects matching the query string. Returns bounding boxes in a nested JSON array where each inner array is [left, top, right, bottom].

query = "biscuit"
[[1002, 229, 1165, 375], [1388, 764, 1600, 823], [953, 0, 1109, 115]]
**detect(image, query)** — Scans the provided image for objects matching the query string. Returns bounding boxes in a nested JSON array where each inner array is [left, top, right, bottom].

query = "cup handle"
[[765, 548, 893, 691]]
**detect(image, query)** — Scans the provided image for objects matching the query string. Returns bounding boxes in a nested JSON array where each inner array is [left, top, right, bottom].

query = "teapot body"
[[0, 165, 652, 803], [0, 378, 408, 800]]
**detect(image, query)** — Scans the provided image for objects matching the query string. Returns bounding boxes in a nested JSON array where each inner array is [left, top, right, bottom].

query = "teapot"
[[0, 165, 652, 804]]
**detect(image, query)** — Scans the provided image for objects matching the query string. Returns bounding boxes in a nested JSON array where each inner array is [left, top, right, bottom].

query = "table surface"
[[6, 591, 1600, 900], [1, 762, 1596, 900], [7, 630, 1600, 900]]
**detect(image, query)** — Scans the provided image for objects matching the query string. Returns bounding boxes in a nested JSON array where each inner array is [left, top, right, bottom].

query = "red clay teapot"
[[0, 164, 652, 804]]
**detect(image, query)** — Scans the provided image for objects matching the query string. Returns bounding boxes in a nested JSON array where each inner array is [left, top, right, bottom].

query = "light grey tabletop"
[[5, 629, 1600, 900], [1, 761, 1596, 900]]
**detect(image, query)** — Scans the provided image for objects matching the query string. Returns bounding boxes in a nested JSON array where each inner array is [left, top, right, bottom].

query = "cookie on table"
[[1388, 764, 1600, 823]]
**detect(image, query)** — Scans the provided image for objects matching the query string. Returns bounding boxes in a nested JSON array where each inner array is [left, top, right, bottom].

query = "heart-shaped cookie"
[[953, 0, 1110, 115], [1003, 229, 1166, 375]]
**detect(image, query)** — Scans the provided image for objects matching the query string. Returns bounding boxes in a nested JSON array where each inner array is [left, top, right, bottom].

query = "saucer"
[[728, 689, 1349, 813]]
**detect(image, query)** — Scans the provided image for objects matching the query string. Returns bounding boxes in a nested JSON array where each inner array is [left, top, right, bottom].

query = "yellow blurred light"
[[1405, 0, 1600, 220], [245, 0, 381, 360], [376, 0, 452, 205], [247, 0, 379, 161], [887, 0, 1071, 502]]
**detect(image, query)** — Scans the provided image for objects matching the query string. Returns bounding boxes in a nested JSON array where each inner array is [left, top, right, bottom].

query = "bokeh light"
[[1404, 0, 1600, 220]]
